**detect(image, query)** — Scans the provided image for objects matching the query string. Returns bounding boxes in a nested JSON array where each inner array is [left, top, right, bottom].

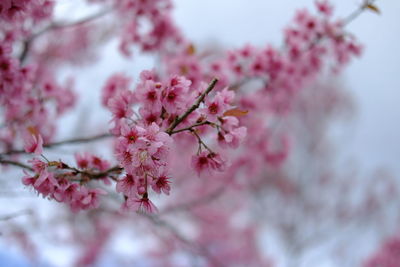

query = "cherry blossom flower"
[[23, 131, 43, 155], [101, 73, 131, 106], [116, 174, 137, 197], [162, 75, 192, 113], [126, 193, 158, 213], [191, 151, 227, 176], [151, 172, 171, 195]]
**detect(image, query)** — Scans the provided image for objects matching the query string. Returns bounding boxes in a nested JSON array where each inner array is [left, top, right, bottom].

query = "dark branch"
[[166, 78, 218, 135], [0, 209, 33, 221], [160, 186, 225, 214], [2, 133, 112, 156], [142, 214, 224, 267], [0, 158, 33, 171], [19, 9, 111, 63], [169, 121, 213, 135]]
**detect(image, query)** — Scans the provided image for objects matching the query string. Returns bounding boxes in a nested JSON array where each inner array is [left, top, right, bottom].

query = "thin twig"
[[191, 130, 213, 153], [166, 78, 218, 134], [342, 0, 378, 27], [170, 121, 213, 135], [0, 158, 33, 171], [20, 9, 111, 63], [71, 165, 123, 180], [142, 213, 224, 267], [2, 133, 112, 156], [160, 186, 225, 215], [0, 209, 33, 221]]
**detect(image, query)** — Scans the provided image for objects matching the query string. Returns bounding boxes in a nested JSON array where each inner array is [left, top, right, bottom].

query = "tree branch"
[[0, 209, 33, 221], [2, 133, 112, 156], [166, 78, 218, 135], [160, 186, 225, 215], [169, 121, 213, 135], [342, 0, 378, 27], [20, 8, 112, 63], [0, 158, 33, 171], [61, 164, 123, 181], [142, 213, 223, 267]]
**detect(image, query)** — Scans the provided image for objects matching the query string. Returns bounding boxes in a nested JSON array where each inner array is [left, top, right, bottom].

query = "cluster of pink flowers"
[[22, 153, 111, 212], [103, 0, 184, 56], [115, 122, 172, 213], [0, 0, 53, 24], [102, 70, 246, 212], [0, 1, 76, 154]]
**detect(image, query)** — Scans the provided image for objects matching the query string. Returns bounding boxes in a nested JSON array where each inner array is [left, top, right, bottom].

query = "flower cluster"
[[0, 0, 53, 24], [103, 70, 246, 211], [22, 154, 113, 212], [0, 16, 76, 154], [115, 122, 172, 212], [111, 0, 183, 56]]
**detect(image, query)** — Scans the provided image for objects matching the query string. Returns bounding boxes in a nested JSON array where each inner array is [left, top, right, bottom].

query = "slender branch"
[[166, 78, 218, 135], [54, 163, 122, 181], [0, 209, 33, 221], [170, 121, 213, 135], [2, 133, 112, 156], [342, 0, 378, 27], [142, 214, 223, 267], [191, 129, 213, 153], [160, 186, 225, 215], [45, 133, 112, 148], [20, 8, 111, 63], [75, 165, 123, 180], [0, 158, 33, 171]]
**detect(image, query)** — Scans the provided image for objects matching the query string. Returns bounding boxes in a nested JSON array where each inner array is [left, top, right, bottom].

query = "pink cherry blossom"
[[23, 131, 43, 155], [151, 172, 171, 195], [116, 174, 137, 197], [191, 151, 227, 176], [101, 73, 131, 106], [126, 193, 158, 213], [161, 75, 192, 113]]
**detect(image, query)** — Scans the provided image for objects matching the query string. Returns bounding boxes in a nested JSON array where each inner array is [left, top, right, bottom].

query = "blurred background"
[[1, 0, 399, 266]]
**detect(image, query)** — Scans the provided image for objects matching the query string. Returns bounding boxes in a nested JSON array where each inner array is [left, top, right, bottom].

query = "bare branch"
[[0, 158, 33, 171], [20, 8, 112, 63], [160, 186, 225, 215], [0, 209, 33, 221], [169, 121, 213, 135], [142, 213, 223, 267], [2, 133, 112, 156]]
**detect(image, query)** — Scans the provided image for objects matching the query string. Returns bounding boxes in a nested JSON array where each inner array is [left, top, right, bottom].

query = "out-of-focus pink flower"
[[23, 131, 43, 155], [218, 126, 247, 149], [191, 151, 226, 176], [102, 73, 131, 106], [315, 0, 333, 17]]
